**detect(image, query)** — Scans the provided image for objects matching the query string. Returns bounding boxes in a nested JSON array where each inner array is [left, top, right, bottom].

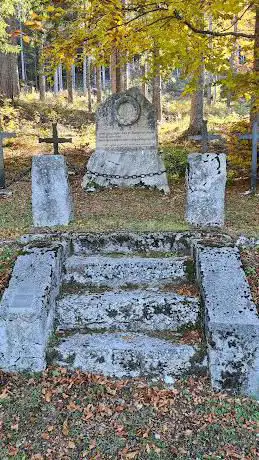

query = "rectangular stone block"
[[32, 155, 73, 227], [196, 245, 259, 398], [186, 153, 226, 227], [0, 245, 63, 372]]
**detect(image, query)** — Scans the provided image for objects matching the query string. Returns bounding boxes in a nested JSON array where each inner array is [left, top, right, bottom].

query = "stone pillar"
[[32, 155, 74, 227], [186, 153, 226, 227]]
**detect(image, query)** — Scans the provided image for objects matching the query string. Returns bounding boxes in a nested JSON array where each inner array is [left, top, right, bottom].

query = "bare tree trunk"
[[96, 65, 102, 103], [58, 64, 63, 91], [110, 49, 122, 94], [188, 70, 205, 135], [38, 41, 46, 101], [152, 48, 162, 122], [227, 20, 238, 109], [67, 66, 73, 103], [250, 6, 259, 124], [54, 69, 59, 95], [141, 61, 148, 98], [0, 53, 20, 99]]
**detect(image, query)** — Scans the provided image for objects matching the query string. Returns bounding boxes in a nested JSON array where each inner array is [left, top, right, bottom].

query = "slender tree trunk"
[[54, 69, 59, 95], [152, 48, 162, 122], [102, 66, 106, 90], [67, 66, 74, 103], [188, 70, 205, 135], [96, 65, 102, 103], [86, 57, 92, 112], [38, 41, 46, 101], [58, 64, 63, 91], [141, 61, 148, 98], [250, 6, 259, 124], [72, 64, 76, 91], [110, 49, 122, 94]]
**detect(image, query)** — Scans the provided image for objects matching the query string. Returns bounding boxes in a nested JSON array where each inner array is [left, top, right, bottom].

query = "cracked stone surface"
[[56, 290, 200, 332], [196, 245, 259, 398], [0, 245, 63, 371], [54, 332, 198, 378], [186, 153, 226, 227], [64, 255, 189, 287]]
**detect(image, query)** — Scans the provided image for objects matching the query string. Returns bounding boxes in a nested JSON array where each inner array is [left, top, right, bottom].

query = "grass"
[[0, 370, 258, 459]]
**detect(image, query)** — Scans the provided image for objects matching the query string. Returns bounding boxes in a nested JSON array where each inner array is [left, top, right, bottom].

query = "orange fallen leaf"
[[41, 432, 50, 440]]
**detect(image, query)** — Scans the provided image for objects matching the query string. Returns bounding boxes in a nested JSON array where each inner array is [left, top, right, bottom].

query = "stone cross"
[[39, 123, 72, 155], [237, 119, 258, 194], [189, 121, 222, 153], [0, 131, 16, 188]]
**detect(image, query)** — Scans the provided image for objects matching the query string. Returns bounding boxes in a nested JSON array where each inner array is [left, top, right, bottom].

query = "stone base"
[[82, 148, 169, 193]]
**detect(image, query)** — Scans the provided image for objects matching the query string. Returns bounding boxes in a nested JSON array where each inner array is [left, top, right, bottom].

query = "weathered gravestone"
[[186, 153, 227, 227], [82, 87, 169, 193], [32, 155, 73, 227]]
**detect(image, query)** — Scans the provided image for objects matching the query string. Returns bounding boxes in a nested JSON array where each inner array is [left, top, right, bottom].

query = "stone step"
[[52, 332, 200, 379], [64, 255, 190, 287], [56, 290, 200, 332]]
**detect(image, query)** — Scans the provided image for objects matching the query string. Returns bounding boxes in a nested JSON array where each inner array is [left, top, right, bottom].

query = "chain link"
[[87, 169, 167, 180]]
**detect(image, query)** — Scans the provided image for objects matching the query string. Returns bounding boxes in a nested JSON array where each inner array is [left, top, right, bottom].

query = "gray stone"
[[32, 155, 73, 227], [53, 332, 198, 378], [0, 245, 63, 371], [64, 255, 189, 287], [186, 153, 227, 227], [71, 231, 194, 256], [196, 245, 259, 398], [56, 290, 200, 332], [82, 88, 169, 193]]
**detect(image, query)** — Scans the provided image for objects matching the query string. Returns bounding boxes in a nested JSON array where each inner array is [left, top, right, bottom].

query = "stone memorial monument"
[[186, 153, 227, 227], [82, 87, 169, 193], [32, 155, 73, 227]]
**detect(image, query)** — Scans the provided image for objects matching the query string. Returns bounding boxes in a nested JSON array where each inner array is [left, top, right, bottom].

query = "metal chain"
[[87, 169, 167, 180]]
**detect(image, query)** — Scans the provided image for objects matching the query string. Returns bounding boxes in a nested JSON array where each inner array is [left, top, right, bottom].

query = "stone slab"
[[64, 255, 189, 287], [186, 153, 227, 227], [56, 290, 200, 331], [32, 155, 73, 227], [0, 245, 63, 371], [53, 332, 198, 378], [196, 245, 259, 398], [82, 88, 169, 193]]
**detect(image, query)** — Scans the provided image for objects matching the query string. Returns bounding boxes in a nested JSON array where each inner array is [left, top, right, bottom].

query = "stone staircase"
[[51, 248, 204, 380]]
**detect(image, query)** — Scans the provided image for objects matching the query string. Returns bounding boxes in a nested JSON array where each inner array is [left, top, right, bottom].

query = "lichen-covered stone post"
[[186, 153, 226, 227], [32, 155, 74, 227]]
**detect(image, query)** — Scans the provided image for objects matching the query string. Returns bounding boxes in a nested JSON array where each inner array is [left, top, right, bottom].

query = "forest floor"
[[0, 94, 258, 459]]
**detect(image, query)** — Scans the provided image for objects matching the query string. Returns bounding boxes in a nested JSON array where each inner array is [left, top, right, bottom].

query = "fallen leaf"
[[68, 440, 76, 449], [62, 420, 69, 436], [125, 451, 139, 459], [8, 446, 18, 456], [41, 432, 50, 440]]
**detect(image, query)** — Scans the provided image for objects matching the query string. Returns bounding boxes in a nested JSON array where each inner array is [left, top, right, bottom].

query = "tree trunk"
[[250, 6, 259, 124], [152, 48, 162, 122], [86, 57, 92, 112], [110, 49, 122, 94], [38, 42, 46, 101], [67, 66, 73, 103], [96, 65, 102, 103], [141, 61, 148, 98], [0, 53, 20, 99], [58, 64, 63, 91], [54, 69, 59, 95], [188, 70, 205, 135]]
